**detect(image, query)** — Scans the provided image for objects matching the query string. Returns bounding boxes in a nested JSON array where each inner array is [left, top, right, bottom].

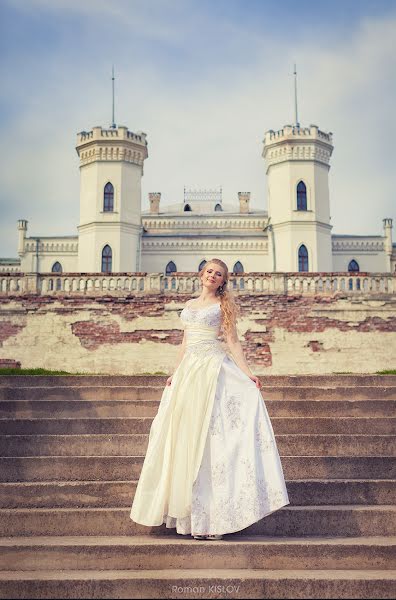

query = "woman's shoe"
[[193, 534, 207, 540], [206, 534, 223, 540]]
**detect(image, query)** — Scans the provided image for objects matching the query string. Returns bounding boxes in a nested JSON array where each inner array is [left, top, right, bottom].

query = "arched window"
[[101, 245, 112, 272], [52, 261, 62, 273], [198, 259, 207, 272], [184, 204, 192, 212], [214, 203, 222, 211], [348, 259, 359, 272], [166, 261, 177, 275], [104, 182, 114, 212], [233, 261, 244, 273], [298, 244, 309, 272], [297, 181, 307, 211]]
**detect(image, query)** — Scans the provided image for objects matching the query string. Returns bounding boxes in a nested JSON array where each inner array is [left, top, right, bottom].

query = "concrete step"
[[0, 535, 395, 571], [1, 399, 395, 418], [1, 455, 393, 482], [1, 416, 394, 435], [0, 400, 160, 419], [0, 568, 395, 599], [0, 479, 395, 508], [1, 385, 396, 401], [1, 434, 395, 457], [0, 506, 395, 537], [0, 375, 394, 600], [1, 374, 395, 387]]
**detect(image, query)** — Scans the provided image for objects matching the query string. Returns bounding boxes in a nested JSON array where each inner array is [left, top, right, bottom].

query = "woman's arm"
[[225, 325, 262, 388], [225, 322, 254, 379]]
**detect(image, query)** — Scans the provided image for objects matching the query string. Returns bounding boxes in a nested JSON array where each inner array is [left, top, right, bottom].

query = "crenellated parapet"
[[264, 124, 332, 143], [263, 123, 333, 170], [76, 125, 148, 170]]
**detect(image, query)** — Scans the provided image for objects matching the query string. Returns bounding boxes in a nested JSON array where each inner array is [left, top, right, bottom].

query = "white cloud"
[[1, 4, 395, 257]]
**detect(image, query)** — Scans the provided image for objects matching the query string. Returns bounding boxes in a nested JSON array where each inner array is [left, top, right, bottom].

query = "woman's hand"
[[249, 374, 262, 389], [166, 375, 173, 386]]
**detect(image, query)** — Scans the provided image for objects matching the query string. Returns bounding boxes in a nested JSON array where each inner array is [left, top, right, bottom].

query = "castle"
[[1, 122, 394, 275]]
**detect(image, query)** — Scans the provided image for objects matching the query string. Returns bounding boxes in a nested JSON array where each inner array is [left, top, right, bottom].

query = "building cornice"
[[24, 241, 79, 253], [272, 220, 332, 231], [142, 216, 268, 230], [332, 239, 385, 252], [142, 239, 268, 253]]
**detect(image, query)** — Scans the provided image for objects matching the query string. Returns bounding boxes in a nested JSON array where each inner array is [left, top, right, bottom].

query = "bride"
[[130, 258, 290, 540]]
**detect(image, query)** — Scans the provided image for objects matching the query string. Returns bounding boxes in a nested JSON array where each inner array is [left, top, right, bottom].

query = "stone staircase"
[[0, 374, 395, 599]]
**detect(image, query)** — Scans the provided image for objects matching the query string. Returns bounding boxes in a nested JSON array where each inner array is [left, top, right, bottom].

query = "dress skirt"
[[130, 320, 290, 536]]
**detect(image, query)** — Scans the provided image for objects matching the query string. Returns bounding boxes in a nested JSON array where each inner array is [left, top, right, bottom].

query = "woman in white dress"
[[130, 258, 290, 540]]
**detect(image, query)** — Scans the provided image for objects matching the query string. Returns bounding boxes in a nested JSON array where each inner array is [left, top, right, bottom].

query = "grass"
[[0, 368, 168, 376], [333, 369, 396, 375], [0, 368, 395, 376]]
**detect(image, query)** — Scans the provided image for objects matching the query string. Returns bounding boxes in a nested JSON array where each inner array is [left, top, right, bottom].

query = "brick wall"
[[0, 293, 395, 375]]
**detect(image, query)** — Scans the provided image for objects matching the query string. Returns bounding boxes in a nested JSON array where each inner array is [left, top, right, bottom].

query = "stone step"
[[1, 416, 394, 435], [0, 479, 394, 508], [1, 455, 393, 482], [1, 374, 395, 387], [1, 385, 395, 401], [1, 434, 395, 457], [0, 506, 395, 537], [1, 399, 395, 418], [1, 568, 395, 599], [0, 535, 395, 571]]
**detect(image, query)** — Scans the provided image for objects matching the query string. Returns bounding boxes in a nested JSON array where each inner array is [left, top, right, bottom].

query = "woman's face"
[[202, 263, 226, 291]]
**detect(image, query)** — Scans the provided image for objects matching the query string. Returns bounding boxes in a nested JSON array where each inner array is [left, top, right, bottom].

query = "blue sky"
[[1, 0, 396, 257]]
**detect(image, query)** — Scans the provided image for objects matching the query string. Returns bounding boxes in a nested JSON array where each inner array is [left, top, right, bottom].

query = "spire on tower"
[[293, 63, 300, 128], [110, 65, 116, 129]]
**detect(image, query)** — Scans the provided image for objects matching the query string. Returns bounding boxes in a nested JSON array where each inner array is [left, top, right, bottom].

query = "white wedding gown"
[[130, 301, 290, 536]]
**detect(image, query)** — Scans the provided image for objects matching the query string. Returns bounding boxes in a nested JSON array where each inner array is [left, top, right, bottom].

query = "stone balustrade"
[[0, 272, 394, 296]]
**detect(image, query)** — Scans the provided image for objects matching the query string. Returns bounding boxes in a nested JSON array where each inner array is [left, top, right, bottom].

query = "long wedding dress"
[[130, 301, 290, 536]]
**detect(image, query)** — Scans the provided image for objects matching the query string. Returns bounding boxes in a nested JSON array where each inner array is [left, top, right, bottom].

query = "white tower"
[[76, 125, 148, 272], [262, 124, 334, 272]]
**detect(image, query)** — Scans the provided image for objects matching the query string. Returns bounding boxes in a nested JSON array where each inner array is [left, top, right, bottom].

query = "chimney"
[[149, 192, 161, 214], [238, 192, 250, 214]]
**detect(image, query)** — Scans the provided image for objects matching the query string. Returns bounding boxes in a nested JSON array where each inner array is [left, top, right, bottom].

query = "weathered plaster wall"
[[0, 293, 395, 375]]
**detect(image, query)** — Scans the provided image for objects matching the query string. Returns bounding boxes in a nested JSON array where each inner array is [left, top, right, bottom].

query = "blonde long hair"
[[198, 258, 240, 339]]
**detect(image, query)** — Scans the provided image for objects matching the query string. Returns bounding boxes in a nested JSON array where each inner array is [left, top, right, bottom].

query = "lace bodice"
[[180, 302, 222, 329], [180, 302, 225, 361]]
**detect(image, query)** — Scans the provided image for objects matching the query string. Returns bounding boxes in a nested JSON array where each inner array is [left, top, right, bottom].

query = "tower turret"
[[383, 218, 393, 272], [17, 219, 28, 257], [262, 124, 334, 272], [75, 125, 148, 272]]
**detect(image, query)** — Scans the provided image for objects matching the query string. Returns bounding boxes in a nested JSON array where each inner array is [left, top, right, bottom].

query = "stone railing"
[[0, 272, 395, 296]]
